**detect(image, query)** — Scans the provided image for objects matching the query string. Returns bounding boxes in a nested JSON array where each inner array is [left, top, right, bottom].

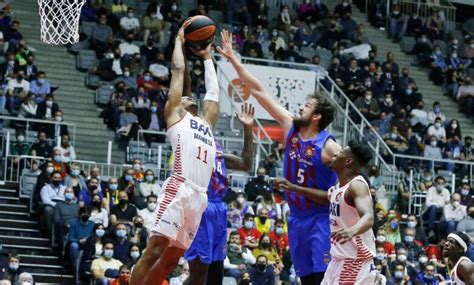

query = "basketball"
[[184, 15, 216, 47]]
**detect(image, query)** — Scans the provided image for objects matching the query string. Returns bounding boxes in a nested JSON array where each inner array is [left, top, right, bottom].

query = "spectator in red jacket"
[[237, 213, 262, 250], [268, 219, 289, 257]]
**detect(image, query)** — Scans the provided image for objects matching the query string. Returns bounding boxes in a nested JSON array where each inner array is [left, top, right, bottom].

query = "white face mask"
[[431, 141, 437, 147], [397, 254, 407, 262], [148, 202, 157, 211], [453, 201, 460, 208], [376, 235, 386, 242]]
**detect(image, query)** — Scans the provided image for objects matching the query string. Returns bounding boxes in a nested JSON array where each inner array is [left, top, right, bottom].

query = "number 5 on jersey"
[[297, 169, 305, 184]]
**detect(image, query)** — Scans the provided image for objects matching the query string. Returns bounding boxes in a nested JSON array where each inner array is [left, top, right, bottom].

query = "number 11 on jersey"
[[196, 146, 208, 164]]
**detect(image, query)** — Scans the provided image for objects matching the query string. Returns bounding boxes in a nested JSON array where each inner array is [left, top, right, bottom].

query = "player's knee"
[[142, 236, 169, 263]]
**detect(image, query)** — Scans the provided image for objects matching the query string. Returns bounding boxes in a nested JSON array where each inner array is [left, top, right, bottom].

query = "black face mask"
[[257, 263, 267, 272], [81, 215, 90, 222], [262, 241, 271, 249], [259, 216, 267, 223], [52, 180, 61, 187], [119, 199, 128, 206], [114, 53, 121, 59], [469, 212, 474, 218], [125, 107, 132, 112], [135, 222, 143, 228], [256, 175, 265, 182], [240, 280, 251, 285], [92, 201, 101, 207], [126, 38, 134, 43]]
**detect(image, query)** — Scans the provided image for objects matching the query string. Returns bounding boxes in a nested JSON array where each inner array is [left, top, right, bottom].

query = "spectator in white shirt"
[[443, 193, 467, 235], [426, 117, 446, 144], [7, 70, 30, 113], [424, 136, 442, 169], [149, 52, 169, 83], [119, 31, 140, 57], [41, 171, 66, 233], [120, 8, 140, 36], [427, 101, 446, 124], [138, 194, 158, 232], [18, 93, 37, 118], [340, 38, 372, 60], [424, 176, 450, 233], [409, 100, 429, 127], [59, 134, 76, 163]]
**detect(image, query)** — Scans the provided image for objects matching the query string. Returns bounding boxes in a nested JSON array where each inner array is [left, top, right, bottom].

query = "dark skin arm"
[[458, 259, 474, 284], [332, 179, 374, 243], [274, 178, 329, 205], [223, 103, 255, 171]]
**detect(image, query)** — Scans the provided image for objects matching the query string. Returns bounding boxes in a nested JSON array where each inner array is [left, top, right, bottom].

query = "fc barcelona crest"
[[291, 136, 298, 148], [305, 146, 315, 158]]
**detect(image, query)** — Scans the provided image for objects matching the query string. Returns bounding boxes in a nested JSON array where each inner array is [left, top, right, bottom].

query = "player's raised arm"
[[224, 103, 255, 171], [332, 180, 374, 244], [189, 43, 220, 128], [217, 30, 293, 138], [164, 19, 191, 127]]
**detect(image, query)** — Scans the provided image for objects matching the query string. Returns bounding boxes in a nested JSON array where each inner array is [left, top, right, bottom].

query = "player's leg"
[[320, 260, 341, 285], [183, 258, 209, 285], [306, 214, 331, 285], [207, 260, 224, 285], [129, 235, 170, 285], [287, 215, 317, 283], [300, 272, 325, 285], [142, 245, 186, 285]]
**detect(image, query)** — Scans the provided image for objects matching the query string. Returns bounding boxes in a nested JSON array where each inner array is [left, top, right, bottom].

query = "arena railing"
[[389, 0, 457, 32], [0, 115, 77, 148]]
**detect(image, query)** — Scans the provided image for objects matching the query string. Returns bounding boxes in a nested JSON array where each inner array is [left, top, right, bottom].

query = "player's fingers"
[[250, 105, 255, 117]]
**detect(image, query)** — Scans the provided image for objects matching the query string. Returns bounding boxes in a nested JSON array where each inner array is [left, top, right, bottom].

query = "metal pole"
[[56, 135, 60, 148], [107, 141, 112, 165], [158, 145, 162, 172], [408, 168, 413, 214], [255, 147, 261, 176], [5, 132, 10, 156], [342, 101, 349, 146], [375, 139, 380, 165], [451, 173, 456, 195]]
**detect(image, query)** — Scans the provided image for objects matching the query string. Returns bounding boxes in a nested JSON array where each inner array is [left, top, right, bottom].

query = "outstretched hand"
[[177, 18, 192, 43], [217, 30, 235, 60], [235, 102, 255, 127], [189, 42, 213, 60]]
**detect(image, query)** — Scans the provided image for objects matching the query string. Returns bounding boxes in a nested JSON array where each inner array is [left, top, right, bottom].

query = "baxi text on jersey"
[[190, 119, 213, 146]]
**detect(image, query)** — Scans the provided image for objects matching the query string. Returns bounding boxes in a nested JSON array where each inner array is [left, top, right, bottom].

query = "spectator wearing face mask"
[[1, 255, 21, 283], [119, 31, 140, 59], [446, 119, 461, 143], [110, 264, 131, 285], [142, 2, 168, 45], [405, 214, 428, 246], [244, 168, 271, 202], [379, 92, 398, 116], [112, 67, 137, 89], [427, 102, 446, 124], [119, 8, 140, 36], [140, 100, 166, 145], [396, 228, 423, 264], [112, 223, 132, 264], [376, 228, 395, 254], [68, 207, 95, 272], [424, 136, 442, 169], [384, 216, 402, 245], [80, 223, 106, 277], [65, 163, 87, 197], [457, 181, 472, 206], [149, 52, 170, 85], [58, 134, 75, 163], [268, 219, 289, 258], [94, 48, 127, 81], [445, 135, 465, 172], [6, 70, 29, 113], [389, 247, 418, 283], [224, 231, 256, 280], [137, 170, 160, 204], [118, 168, 136, 199], [110, 190, 137, 227], [40, 171, 66, 233], [137, 70, 161, 92], [129, 216, 148, 250], [430, 45, 448, 85], [334, 0, 351, 19], [419, 169, 435, 192], [138, 194, 158, 232], [103, 177, 120, 212], [35, 93, 58, 121], [169, 261, 190, 285], [30, 131, 52, 158], [442, 193, 467, 235], [406, 12, 422, 38], [9, 130, 31, 158], [254, 208, 272, 235], [249, 255, 275, 285], [91, 241, 123, 285], [16, 272, 33, 285], [238, 214, 262, 250], [424, 176, 450, 234], [389, 4, 407, 43], [427, 117, 446, 145], [53, 187, 79, 255], [90, 193, 109, 227]]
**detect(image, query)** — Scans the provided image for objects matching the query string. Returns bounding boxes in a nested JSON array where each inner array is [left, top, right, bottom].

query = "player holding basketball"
[[218, 30, 340, 284], [180, 42, 255, 285], [442, 231, 474, 284], [320, 140, 376, 284], [130, 20, 219, 285]]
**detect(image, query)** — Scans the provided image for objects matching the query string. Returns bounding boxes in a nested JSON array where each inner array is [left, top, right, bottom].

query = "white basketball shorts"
[[321, 258, 377, 285]]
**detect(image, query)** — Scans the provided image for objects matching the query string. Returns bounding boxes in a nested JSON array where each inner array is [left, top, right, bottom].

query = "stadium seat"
[[85, 72, 101, 89], [223, 277, 237, 285], [20, 169, 40, 199], [127, 140, 149, 162], [69, 39, 91, 54], [400, 36, 416, 54], [76, 50, 97, 71], [95, 83, 115, 106]]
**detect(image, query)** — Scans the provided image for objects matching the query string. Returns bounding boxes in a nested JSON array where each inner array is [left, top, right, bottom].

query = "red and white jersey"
[[451, 256, 470, 285], [167, 112, 216, 188], [328, 175, 376, 261]]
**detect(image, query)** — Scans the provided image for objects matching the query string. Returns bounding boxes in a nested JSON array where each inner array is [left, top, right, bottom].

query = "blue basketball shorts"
[[184, 200, 228, 264]]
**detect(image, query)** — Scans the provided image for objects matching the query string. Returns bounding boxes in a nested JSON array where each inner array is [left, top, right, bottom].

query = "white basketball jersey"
[[328, 175, 376, 260], [451, 256, 470, 285], [167, 112, 216, 188]]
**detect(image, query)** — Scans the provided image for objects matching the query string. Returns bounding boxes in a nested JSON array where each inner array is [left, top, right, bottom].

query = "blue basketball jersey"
[[283, 127, 337, 216], [207, 141, 229, 201]]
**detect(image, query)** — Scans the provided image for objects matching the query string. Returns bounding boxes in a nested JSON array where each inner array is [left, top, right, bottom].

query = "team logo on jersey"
[[304, 146, 315, 158], [289, 150, 297, 160], [291, 137, 298, 146], [334, 192, 342, 203]]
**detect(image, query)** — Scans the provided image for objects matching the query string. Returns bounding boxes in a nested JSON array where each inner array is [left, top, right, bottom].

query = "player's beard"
[[293, 116, 311, 130]]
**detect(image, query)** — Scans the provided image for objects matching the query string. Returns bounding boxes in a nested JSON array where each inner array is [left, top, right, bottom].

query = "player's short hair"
[[309, 93, 335, 131], [348, 140, 373, 167]]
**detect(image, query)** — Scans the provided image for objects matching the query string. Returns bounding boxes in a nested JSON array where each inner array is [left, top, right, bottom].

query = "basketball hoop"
[[38, 0, 86, 45]]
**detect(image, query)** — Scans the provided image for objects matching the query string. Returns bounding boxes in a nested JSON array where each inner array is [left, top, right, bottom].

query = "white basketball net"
[[38, 0, 86, 45]]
